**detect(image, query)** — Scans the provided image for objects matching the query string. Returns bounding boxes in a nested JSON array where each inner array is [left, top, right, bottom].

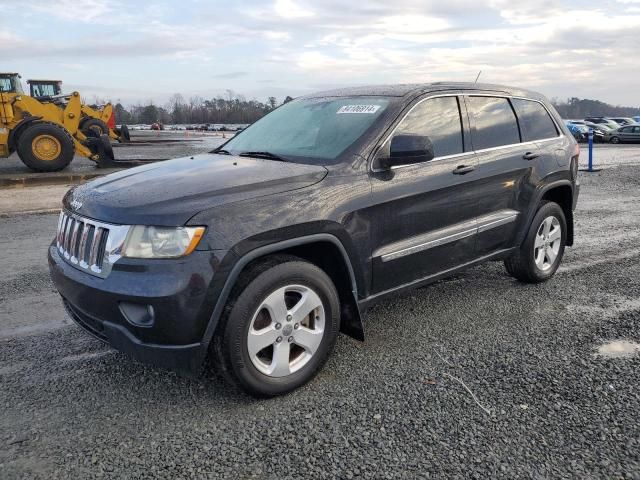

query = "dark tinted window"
[[621, 126, 632, 133], [394, 96, 463, 157], [511, 98, 558, 141], [467, 96, 520, 150], [633, 127, 640, 134]]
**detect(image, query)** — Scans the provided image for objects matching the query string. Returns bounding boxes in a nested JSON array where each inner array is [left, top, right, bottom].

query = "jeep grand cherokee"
[[49, 83, 580, 397]]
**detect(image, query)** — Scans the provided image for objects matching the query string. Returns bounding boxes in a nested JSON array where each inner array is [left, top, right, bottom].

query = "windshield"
[[221, 96, 390, 162]]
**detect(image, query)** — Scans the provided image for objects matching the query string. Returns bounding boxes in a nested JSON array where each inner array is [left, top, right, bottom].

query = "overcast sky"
[[1, 0, 639, 106]]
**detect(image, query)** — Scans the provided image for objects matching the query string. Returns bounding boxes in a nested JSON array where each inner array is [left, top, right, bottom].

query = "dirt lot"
[[0, 146, 639, 479]]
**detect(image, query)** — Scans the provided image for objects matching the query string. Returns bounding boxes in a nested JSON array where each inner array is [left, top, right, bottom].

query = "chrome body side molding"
[[375, 209, 519, 262]]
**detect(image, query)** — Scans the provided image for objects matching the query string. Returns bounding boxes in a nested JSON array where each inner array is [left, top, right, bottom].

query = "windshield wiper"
[[238, 151, 288, 162], [212, 148, 232, 155]]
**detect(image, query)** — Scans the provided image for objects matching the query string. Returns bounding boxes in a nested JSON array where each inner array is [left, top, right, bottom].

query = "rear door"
[[464, 95, 535, 256], [368, 95, 481, 294]]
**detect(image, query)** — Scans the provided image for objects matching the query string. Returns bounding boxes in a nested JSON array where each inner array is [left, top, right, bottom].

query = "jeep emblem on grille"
[[70, 199, 83, 210]]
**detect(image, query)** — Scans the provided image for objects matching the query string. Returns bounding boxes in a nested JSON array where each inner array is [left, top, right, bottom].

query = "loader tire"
[[17, 122, 74, 172], [81, 118, 110, 137]]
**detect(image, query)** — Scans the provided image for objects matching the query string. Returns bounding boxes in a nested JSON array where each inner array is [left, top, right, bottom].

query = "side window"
[[394, 96, 464, 157], [511, 98, 559, 141], [633, 127, 640, 134], [466, 96, 520, 150]]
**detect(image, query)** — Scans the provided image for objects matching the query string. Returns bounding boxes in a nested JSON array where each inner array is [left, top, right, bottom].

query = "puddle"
[[594, 340, 640, 359]]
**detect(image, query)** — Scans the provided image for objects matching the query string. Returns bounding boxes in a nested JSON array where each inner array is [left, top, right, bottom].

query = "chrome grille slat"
[[69, 221, 82, 263], [54, 211, 130, 279]]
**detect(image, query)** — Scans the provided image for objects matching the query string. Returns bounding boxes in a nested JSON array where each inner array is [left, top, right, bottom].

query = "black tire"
[[610, 136, 620, 144], [212, 255, 341, 397], [17, 122, 74, 172], [81, 118, 110, 137], [118, 124, 130, 143], [504, 201, 567, 283]]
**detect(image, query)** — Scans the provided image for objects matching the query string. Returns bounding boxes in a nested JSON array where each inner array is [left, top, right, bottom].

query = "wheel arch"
[[520, 180, 575, 247], [201, 234, 364, 361], [8, 116, 42, 152]]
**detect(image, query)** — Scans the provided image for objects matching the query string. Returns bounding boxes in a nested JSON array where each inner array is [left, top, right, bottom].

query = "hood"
[[64, 154, 328, 226]]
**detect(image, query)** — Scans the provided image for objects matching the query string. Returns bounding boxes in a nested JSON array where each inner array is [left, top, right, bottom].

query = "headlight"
[[122, 226, 205, 258]]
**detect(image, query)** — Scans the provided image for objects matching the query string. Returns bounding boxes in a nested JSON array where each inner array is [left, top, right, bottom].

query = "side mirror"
[[382, 134, 435, 169]]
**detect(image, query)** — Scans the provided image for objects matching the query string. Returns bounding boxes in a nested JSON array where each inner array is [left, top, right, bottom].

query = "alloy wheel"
[[247, 284, 325, 377], [534, 216, 562, 271]]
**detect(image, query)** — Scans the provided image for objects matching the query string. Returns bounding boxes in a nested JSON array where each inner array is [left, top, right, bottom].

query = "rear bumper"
[[48, 244, 229, 375]]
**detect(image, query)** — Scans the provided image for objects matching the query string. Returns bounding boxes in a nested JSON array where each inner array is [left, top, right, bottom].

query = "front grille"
[[56, 211, 130, 278]]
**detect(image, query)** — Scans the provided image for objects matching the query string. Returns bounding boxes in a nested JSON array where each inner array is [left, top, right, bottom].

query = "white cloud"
[[274, 0, 314, 19]]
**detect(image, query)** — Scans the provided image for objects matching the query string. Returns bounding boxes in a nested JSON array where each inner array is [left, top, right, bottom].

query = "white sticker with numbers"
[[337, 105, 381, 114]]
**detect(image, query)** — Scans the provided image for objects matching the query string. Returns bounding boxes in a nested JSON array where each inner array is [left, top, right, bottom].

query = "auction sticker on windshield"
[[337, 105, 381, 114]]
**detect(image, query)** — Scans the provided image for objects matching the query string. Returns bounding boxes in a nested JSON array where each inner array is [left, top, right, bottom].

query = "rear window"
[[467, 96, 520, 150], [511, 98, 558, 141]]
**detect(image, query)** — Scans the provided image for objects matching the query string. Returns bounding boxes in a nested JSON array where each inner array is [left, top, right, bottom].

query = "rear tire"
[[504, 201, 567, 283], [212, 256, 340, 397], [81, 118, 110, 137], [17, 122, 74, 172]]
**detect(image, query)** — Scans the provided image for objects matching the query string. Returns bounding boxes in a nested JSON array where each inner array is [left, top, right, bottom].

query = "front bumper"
[[48, 245, 229, 375]]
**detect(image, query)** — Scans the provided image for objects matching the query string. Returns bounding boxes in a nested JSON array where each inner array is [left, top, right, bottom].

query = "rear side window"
[[511, 98, 558, 141], [394, 96, 464, 157], [467, 96, 520, 150]]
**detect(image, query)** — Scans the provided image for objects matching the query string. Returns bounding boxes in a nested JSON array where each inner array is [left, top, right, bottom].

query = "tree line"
[[113, 91, 293, 125], [111, 91, 640, 125], [551, 97, 640, 119]]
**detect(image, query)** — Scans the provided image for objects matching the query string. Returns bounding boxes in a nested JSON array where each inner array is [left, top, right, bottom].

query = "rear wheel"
[[213, 257, 340, 397], [81, 118, 110, 137], [17, 122, 74, 171], [504, 201, 567, 283]]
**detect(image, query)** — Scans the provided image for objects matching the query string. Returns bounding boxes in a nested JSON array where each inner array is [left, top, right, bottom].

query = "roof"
[[27, 79, 62, 83], [301, 82, 544, 100], [0, 73, 20, 77]]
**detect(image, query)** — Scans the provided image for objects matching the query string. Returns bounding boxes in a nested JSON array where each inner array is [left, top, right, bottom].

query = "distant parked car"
[[605, 124, 640, 144], [568, 120, 607, 142], [584, 117, 620, 129], [634, 116, 640, 123], [608, 117, 636, 126], [564, 121, 588, 142]]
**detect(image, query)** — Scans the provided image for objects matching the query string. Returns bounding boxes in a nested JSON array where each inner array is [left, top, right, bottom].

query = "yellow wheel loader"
[[27, 79, 130, 143], [0, 73, 115, 171]]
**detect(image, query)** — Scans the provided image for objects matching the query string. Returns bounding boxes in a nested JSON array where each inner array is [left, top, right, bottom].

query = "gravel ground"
[[1, 159, 640, 478]]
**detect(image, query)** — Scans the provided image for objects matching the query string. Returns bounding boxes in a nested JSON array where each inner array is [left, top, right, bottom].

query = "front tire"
[[213, 257, 340, 397], [505, 201, 567, 283], [81, 118, 110, 137], [610, 136, 620, 144], [17, 122, 74, 172]]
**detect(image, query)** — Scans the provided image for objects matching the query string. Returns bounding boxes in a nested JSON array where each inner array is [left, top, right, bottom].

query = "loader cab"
[[0, 73, 24, 94], [27, 79, 63, 99]]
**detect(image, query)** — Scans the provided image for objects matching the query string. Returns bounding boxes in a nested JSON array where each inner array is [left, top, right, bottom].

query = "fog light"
[[119, 302, 155, 327]]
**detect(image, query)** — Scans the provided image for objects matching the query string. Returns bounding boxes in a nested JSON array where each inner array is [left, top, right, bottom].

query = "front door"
[[368, 95, 482, 294]]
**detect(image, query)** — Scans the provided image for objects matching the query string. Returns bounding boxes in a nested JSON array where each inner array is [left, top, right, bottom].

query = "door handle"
[[452, 165, 475, 175], [523, 152, 540, 160]]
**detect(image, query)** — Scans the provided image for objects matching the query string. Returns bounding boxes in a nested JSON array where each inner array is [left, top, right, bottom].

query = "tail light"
[[571, 143, 580, 179], [107, 111, 116, 129]]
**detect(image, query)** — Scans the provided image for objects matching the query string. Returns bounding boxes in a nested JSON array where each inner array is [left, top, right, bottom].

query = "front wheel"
[[610, 136, 620, 144], [213, 257, 340, 397], [504, 201, 567, 283], [17, 122, 74, 171]]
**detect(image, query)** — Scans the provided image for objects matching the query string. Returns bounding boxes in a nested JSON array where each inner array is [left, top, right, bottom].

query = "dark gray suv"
[[49, 83, 580, 397]]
